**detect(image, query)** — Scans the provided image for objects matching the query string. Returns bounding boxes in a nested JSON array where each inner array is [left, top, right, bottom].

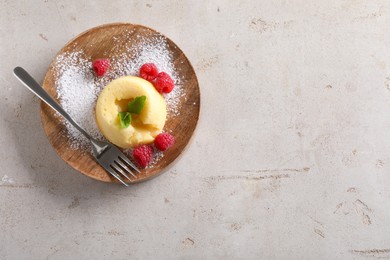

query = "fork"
[[13, 67, 140, 187]]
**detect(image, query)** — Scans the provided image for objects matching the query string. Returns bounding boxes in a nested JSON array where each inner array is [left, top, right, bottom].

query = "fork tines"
[[109, 156, 141, 186]]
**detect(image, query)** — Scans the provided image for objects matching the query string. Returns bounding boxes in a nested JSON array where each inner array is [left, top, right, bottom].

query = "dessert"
[[48, 24, 197, 181], [95, 76, 166, 148]]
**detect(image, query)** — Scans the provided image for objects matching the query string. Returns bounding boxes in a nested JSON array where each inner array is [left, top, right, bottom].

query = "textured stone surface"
[[1, 0, 390, 259]]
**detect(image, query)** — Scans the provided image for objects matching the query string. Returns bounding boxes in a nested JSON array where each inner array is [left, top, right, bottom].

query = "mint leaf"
[[118, 112, 131, 128], [128, 96, 146, 115]]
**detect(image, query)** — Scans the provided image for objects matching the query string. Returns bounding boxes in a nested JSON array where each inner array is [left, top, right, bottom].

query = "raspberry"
[[92, 58, 110, 77], [154, 133, 175, 151], [140, 63, 159, 81], [132, 145, 153, 168], [154, 72, 174, 93]]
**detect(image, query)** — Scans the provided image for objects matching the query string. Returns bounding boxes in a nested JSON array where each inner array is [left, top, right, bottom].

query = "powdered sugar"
[[53, 31, 183, 160], [148, 150, 164, 168], [55, 51, 104, 149]]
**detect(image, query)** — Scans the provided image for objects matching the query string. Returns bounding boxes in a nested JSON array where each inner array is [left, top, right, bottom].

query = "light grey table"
[[1, 0, 390, 259]]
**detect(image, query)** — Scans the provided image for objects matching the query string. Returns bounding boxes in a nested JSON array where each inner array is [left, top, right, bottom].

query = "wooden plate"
[[41, 23, 200, 184]]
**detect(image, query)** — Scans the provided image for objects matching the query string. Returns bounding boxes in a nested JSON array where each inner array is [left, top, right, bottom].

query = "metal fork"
[[13, 67, 140, 187]]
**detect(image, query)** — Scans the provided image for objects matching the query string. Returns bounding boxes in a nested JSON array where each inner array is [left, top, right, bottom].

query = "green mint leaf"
[[127, 96, 146, 115], [118, 112, 131, 128]]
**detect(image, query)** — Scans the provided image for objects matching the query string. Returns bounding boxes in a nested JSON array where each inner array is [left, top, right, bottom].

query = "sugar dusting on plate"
[[55, 51, 104, 149], [53, 30, 184, 167]]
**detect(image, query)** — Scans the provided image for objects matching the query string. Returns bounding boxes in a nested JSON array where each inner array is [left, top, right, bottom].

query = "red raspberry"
[[140, 63, 159, 81], [154, 72, 174, 93], [132, 145, 154, 168], [154, 133, 175, 151], [92, 59, 110, 77]]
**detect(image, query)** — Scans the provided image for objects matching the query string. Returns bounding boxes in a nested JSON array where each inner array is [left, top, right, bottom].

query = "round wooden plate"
[[41, 23, 200, 184]]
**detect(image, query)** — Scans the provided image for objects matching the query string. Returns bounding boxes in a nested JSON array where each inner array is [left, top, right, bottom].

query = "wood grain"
[[40, 23, 200, 184]]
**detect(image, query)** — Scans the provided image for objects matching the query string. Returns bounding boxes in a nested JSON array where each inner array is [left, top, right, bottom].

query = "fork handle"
[[13, 67, 92, 140]]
